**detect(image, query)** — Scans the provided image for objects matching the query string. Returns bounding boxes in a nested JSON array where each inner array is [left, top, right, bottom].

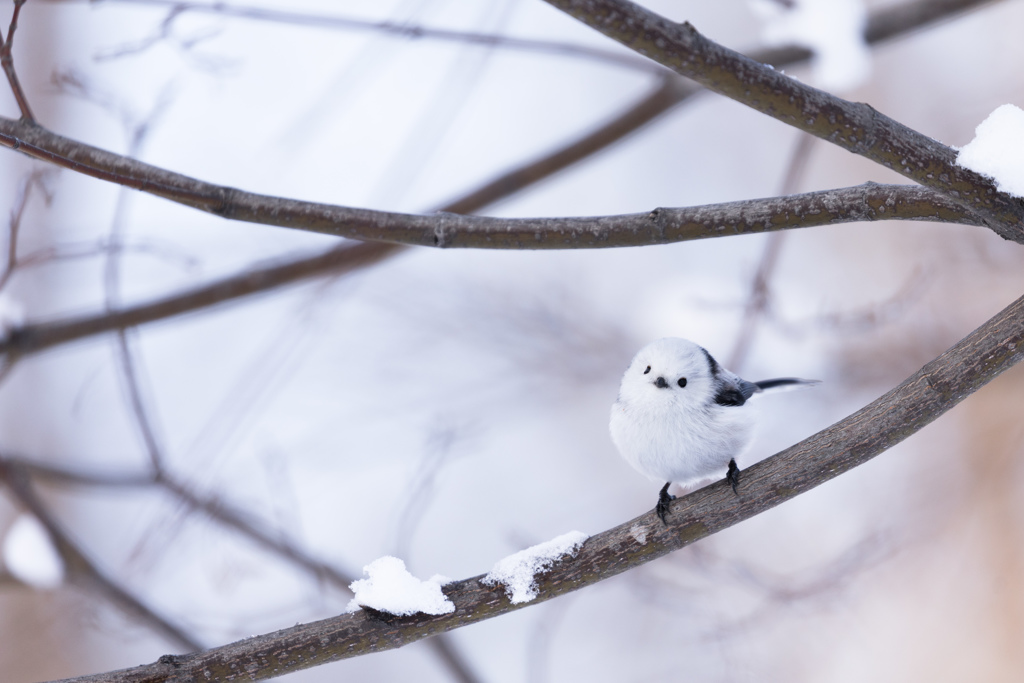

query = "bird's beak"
[[654, 376, 669, 389]]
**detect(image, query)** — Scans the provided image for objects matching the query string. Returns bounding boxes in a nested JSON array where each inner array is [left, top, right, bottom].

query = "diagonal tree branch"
[[43, 286, 1024, 682], [0, 240, 397, 356], [540, 0, 1024, 239]]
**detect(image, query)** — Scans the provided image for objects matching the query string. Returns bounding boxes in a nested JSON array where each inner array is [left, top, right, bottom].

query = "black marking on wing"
[[714, 385, 747, 406], [714, 378, 760, 407]]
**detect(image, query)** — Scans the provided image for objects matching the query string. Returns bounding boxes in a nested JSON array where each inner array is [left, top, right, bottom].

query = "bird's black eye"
[[677, 377, 687, 388], [643, 366, 651, 374]]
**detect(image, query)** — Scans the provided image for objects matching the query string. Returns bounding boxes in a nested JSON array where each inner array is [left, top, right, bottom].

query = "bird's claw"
[[656, 482, 675, 525], [726, 458, 740, 495]]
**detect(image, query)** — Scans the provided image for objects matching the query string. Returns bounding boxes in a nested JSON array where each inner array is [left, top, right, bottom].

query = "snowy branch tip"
[[347, 556, 455, 617], [956, 104, 1024, 198], [483, 531, 589, 604]]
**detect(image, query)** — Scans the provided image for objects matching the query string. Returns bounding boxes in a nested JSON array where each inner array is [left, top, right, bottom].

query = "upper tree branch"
[[541, 0, 1024, 240], [47, 287, 1024, 682], [0, 115, 990, 249]]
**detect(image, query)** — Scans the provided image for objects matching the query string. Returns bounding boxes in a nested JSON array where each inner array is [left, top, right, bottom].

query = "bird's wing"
[[712, 374, 760, 407]]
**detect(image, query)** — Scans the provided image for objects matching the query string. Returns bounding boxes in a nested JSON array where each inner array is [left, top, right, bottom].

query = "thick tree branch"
[[46, 290, 1024, 682], [541, 0, 1024, 240], [0, 183, 982, 358]]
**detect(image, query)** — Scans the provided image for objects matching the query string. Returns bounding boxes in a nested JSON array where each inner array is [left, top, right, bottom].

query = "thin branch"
[[44, 0, 661, 74], [44, 288, 1024, 683], [0, 240, 399, 356], [9, 454, 358, 586], [0, 0, 34, 121], [153, 474, 356, 588], [7, 454, 482, 682], [5, 457, 155, 487], [540, 0, 1024, 239], [0, 168, 49, 290], [0, 457, 202, 652], [437, 72, 692, 214], [727, 132, 816, 371]]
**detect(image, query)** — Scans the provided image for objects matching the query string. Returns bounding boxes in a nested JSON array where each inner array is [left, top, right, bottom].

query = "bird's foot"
[[655, 482, 675, 525], [726, 458, 740, 495]]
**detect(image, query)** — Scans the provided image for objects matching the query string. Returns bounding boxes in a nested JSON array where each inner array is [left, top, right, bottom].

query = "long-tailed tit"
[[610, 337, 818, 524]]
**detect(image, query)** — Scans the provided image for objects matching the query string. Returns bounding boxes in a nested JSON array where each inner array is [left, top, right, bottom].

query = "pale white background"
[[2, 1, 1024, 681]]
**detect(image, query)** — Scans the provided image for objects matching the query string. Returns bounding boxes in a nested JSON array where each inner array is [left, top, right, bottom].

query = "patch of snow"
[[2, 514, 65, 590], [483, 530, 588, 604], [956, 104, 1024, 198], [0, 291, 24, 337], [750, 0, 870, 92], [629, 523, 648, 545], [346, 556, 455, 616]]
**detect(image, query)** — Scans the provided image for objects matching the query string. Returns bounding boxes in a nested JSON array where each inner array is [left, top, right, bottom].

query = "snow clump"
[[751, 0, 870, 91], [2, 514, 65, 590], [956, 104, 1024, 198], [483, 530, 589, 604], [347, 556, 455, 616]]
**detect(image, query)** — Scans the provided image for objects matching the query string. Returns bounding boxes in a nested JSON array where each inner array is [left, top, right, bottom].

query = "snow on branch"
[[956, 104, 1024, 198], [483, 531, 589, 604]]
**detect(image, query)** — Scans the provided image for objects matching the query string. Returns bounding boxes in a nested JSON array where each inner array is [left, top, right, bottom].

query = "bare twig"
[[541, 0, 1024, 238], [437, 72, 692, 214], [47, 0, 661, 73], [0, 240, 398, 356], [0, 169, 53, 290], [43, 289, 1024, 682], [0, 457, 202, 652], [727, 133, 816, 371], [0, 0, 34, 121]]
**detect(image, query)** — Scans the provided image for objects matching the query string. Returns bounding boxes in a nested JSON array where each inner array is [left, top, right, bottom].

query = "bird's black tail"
[[754, 377, 820, 392]]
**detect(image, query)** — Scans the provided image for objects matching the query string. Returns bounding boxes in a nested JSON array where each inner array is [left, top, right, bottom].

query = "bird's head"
[[616, 337, 716, 412]]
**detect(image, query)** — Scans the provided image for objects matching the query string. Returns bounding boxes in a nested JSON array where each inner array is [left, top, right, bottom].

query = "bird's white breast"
[[609, 396, 756, 485]]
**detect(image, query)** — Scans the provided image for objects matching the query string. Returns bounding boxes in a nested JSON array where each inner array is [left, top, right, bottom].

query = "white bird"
[[610, 337, 818, 523]]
